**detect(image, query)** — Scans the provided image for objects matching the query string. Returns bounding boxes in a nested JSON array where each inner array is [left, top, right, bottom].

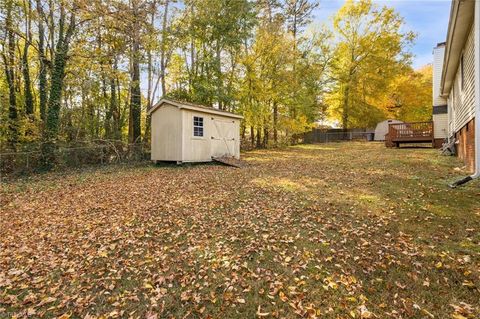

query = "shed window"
[[193, 116, 204, 137]]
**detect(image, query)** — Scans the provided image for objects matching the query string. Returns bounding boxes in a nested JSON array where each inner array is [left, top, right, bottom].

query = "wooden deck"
[[385, 121, 434, 148]]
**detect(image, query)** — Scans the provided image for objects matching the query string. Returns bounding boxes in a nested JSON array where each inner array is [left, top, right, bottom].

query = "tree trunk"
[[273, 101, 278, 145], [215, 42, 223, 110], [36, 0, 48, 121], [250, 126, 255, 148], [256, 127, 262, 148], [263, 127, 268, 147], [160, 0, 169, 96], [342, 83, 350, 131], [4, 0, 18, 149], [129, 39, 142, 143], [44, 6, 75, 140], [22, 0, 34, 116]]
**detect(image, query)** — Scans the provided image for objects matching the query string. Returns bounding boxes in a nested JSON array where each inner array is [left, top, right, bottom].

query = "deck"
[[385, 121, 434, 148]]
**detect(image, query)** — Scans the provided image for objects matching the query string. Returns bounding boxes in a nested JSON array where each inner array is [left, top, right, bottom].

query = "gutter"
[[440, 0, 459, 96], [450, 0, 480, 188]]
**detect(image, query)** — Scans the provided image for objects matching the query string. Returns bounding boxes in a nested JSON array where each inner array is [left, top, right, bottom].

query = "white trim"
[[473, 0, 480, 177], [148, 98, 244, 119], [441, 0, 475, 96], [192, 115, 205, 139]]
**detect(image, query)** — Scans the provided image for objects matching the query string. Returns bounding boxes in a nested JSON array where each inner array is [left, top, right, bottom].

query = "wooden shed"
[[148, 99, 243, 163]]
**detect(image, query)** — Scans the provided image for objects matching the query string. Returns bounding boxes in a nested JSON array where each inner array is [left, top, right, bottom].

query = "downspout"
[[450, 1, 480, 187]]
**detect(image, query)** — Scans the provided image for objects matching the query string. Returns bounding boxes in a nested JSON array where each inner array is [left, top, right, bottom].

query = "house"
[[432, 42, 448, 148], [439, 0, 479, 178], [374, 119, 403, 141], [148, 99, 243, 163]]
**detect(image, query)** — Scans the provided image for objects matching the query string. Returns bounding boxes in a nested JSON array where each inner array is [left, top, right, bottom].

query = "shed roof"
[[148, 98, 244, 119]]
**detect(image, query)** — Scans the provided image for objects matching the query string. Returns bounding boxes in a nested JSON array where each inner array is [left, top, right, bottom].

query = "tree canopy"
[[0, 0, 433, 153]]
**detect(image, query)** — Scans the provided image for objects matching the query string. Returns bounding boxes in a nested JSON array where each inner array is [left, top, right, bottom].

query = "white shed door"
[[211, 118, 235, 158]]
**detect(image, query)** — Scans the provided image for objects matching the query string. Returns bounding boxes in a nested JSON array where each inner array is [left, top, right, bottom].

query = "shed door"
[[211, 118, 235, 158]]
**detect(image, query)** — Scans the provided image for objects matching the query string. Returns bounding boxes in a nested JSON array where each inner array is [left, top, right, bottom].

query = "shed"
[[148, 99, 243, 163], [374, 119, 404, 141]]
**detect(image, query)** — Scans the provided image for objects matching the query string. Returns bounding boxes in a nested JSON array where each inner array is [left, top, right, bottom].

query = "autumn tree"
[[327, 0, 415, 129], [1, 0, 19, 149], [387, 65, 433, 122]]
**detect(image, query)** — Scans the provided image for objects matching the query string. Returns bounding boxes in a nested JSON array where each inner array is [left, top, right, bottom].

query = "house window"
[[461, 54, 464, 91], [193, 116, 204, 137]]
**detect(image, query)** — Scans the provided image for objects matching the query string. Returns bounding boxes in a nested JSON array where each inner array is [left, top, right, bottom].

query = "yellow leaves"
[[322, 277, 338, 290], [144, 283, 154, 290], [461, 280, 475, 288], [97, 249, 108, 258]]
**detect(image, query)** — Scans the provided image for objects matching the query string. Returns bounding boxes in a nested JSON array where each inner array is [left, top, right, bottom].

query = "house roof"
[[147, 98, 244, 119], [440, 0, 475, 95]]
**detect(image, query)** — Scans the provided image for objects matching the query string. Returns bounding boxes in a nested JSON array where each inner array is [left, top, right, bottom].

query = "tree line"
[[0, 0, 432, 154]]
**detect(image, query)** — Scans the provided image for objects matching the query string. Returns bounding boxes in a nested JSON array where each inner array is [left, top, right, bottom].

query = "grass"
[[0, 142, 479, 319]]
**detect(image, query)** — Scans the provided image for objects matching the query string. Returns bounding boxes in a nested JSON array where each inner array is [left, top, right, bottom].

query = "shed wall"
[[181, 110, 241, 162], [182, 109, 212, 162], [151, 104, 182, 161]]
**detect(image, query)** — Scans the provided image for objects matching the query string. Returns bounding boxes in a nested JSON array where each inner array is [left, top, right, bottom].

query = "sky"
[[312, 0, 452, 69]]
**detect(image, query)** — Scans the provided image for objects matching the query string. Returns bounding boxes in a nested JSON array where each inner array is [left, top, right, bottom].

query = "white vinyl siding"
[[433, 45, 447, 106], [448, 23, 476, 134], [433, 113, 448, 139]]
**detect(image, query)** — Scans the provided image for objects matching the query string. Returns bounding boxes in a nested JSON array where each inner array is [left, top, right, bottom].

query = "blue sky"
[[312, 0, 452, 69]]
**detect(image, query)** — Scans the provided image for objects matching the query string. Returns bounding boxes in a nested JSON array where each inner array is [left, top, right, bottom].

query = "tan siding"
[[181, 110, 241, 162], [151, 104, 182, 161], [150, 101, 241, 162], [181, 110, 212, 162]]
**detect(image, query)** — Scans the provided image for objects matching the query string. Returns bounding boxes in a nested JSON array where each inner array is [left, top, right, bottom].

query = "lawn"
[[1, 142, 479, 319]]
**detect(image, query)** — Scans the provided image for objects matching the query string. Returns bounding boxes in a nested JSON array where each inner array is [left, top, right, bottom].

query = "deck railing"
[[386, 121, 434, 147]]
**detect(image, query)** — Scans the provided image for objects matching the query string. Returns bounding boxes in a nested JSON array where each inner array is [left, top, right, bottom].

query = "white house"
[[148, 99, 243, 163], [439, 0, 479, 178], [432, 42, 448, 147]]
